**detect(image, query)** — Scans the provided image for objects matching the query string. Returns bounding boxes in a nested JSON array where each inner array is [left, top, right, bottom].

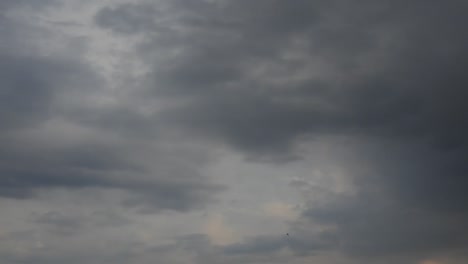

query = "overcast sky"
[[1, 0, 467, 263]]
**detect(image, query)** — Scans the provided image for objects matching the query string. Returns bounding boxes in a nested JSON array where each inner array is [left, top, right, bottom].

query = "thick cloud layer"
[[97, 0, 468, 154], [96, 0, 468, 262], [0, 0, 222, 210], [1, 0, 467, 263]]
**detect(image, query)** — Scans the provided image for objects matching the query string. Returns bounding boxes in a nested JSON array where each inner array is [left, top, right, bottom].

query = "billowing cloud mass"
[[1, 0, 467, 263]]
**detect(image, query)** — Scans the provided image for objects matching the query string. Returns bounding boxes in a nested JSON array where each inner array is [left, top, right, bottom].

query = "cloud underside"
[[0, 0, 467, 263]]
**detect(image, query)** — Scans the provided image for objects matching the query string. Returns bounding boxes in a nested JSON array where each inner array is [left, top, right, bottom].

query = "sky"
[[0, 0, 467, 263]]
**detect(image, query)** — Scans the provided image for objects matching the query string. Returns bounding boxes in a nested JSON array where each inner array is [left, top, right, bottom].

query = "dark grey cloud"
[[0, 0, 467, 263], [222, 232, 336, 257], [96, 0, 468, 155], [0, 55, 98, 131], [0, 0, 224, 213], [145, 232, 337, 264], [0, 134, 223, 210], [95, 3, 159, 35], [92, 0, 468, 262], [143, 234, 292, 264], [0, 6, 114, 199], [284, 141, 468, 261], [30, 210, 131, 236], [32, 211, 85, 235], [302, 190, 468, 257], [0, 0, 55, 11]]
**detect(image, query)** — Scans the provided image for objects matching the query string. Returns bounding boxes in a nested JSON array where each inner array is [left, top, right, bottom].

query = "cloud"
[[94, 0, 468, 248], [263, 202, 298, 220], [0, 0, 224, 213], [94, 0, 468, 158], [0, 0, 468, 263], [420, 261, 442, 264], [94, 3, 159, 35], [204, 214, 237, 245]]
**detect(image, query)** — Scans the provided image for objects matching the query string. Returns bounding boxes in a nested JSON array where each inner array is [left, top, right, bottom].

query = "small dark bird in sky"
[[286, 233, 289, 236]]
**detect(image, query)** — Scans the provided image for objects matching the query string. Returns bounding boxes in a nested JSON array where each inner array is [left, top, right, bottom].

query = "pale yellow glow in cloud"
[[204, 214, 237, 246], [263, 202, 298, 220], [420, 260, 442, 264]]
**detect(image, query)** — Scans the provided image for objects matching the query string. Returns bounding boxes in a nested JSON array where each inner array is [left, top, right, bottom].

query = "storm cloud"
[[0, 0, 467, 263]]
